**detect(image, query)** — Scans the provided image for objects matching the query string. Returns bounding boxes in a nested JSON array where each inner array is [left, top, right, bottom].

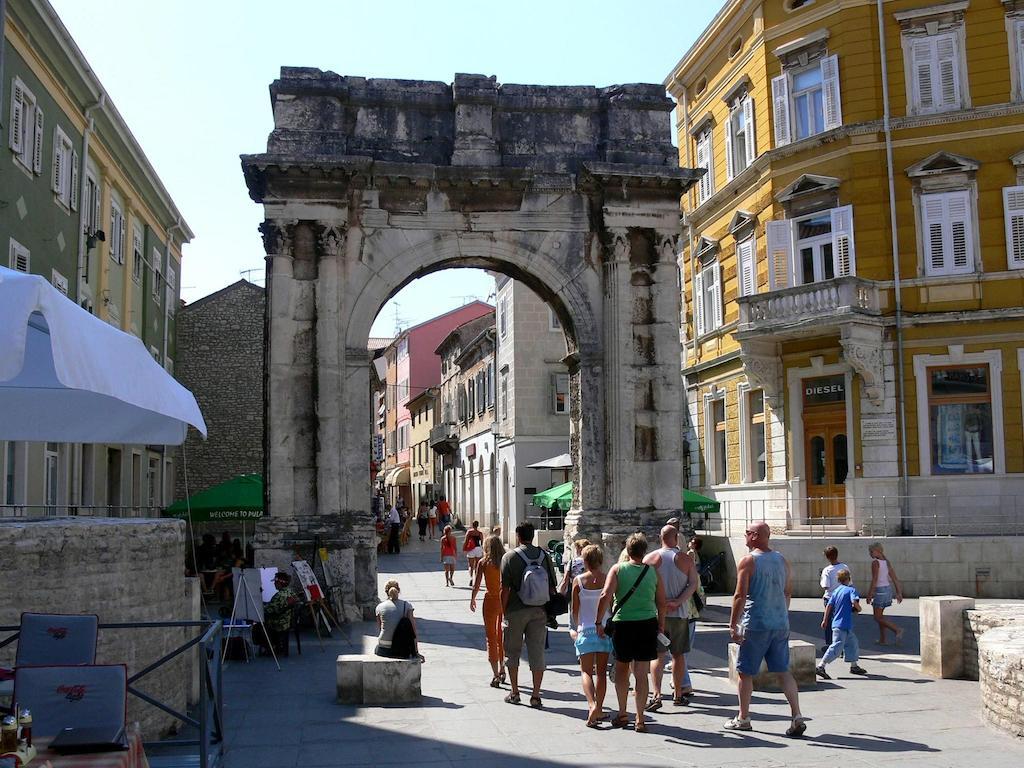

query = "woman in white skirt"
[[463, 520, 485, 586]]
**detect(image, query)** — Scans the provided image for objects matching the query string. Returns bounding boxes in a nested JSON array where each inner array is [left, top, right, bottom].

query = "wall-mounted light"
[[85, 228, 106, 252]]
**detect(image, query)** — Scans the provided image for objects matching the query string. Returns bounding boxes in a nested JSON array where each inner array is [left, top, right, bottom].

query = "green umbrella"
[[531, 481, 573, 510], [683, 488, 720, 515], [164, 474, 264, 522]]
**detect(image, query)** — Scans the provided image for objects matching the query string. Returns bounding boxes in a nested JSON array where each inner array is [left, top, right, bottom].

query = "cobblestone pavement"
[[221, 537, 1024, 767]]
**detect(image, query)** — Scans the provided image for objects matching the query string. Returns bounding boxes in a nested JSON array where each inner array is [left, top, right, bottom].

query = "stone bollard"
[[337, 654, 422, 705], [978, 625, 1024, 738], [919, 595, 975, 678], [728, 639, 816, 691]]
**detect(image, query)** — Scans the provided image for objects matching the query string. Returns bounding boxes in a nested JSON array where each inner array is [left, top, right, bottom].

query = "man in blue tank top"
[[726, 521, 809, 737]]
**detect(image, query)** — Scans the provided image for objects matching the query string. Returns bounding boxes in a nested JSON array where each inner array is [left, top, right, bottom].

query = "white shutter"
[[912, 38, 936, 111], [724, 121, 734, 181], [33, 107, 44, 174], [737, 236, 756, 297], [1004, 186, 1024, 269], [766, 219, 793, 290], [923, 193, 947, 274], [711, 263, 723, 330], [923, 191, 973, 275], [830, 205, 856, 277], [52, 129, 63, 194], [696, 132, 711, 202], [9, 240, 29, 273], [742, 96, 756, 166], [771, 74, 791, 147], [9, 81, 24, 153], [820, 55, 843, 130], [947, 191, 971, 272], [92, 181, 101, 233], [69, 150, 79, 211], [119, 214, 127, 265], [694, 269, 706, 337], [935, 33, 960, 109]]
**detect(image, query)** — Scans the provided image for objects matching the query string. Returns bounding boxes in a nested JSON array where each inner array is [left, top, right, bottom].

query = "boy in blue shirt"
[[816, 569, 867, 679]]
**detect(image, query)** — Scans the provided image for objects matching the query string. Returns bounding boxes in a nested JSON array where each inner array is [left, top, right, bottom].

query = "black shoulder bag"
[[603, 564, 650, 638]]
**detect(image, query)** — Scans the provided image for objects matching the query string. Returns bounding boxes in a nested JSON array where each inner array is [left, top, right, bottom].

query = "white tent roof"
[[0, 267, 207, 445], [527, 453, 572, 469]]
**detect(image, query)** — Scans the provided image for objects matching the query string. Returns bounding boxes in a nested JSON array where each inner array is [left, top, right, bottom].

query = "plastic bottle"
[[17, 710, 31, 748]]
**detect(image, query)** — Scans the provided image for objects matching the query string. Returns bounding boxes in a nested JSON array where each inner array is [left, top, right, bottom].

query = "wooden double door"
[[803, 407, 848, 521]]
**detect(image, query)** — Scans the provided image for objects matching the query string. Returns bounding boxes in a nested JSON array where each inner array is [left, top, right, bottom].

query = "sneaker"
[[723, 716, 752, 731], [815, 665, 831, 680], [850, 664, 868, 675]]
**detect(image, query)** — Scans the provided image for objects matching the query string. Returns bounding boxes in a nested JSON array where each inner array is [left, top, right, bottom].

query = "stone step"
[[784, 526, 860, 538]]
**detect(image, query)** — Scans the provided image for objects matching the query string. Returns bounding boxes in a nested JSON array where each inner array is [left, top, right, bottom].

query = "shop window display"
[[928, 365, 993, 474]]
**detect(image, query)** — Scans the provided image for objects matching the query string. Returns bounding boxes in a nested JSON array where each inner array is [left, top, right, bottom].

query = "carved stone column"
[[840, 323, 885, 407], [739, 339, 786, 483]]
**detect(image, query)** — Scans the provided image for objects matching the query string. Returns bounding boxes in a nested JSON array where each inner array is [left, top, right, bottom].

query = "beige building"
[[407, 387, 440, 508]]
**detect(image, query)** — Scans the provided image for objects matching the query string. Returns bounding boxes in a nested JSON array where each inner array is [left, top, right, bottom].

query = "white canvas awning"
[[527, 453, 572, 469], [0, 267, 207, 445]]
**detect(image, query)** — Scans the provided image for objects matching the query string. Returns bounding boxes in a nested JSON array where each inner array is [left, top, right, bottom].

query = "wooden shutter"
[[696, 132, 712, 202], [935, 33, 960, 109], [69, 150, 79, 211], [52, 129, 64, 194], [1004, 186, 1024, 269], [9, 241, 29, 273], [711, 263, 723, 330], [742, 96, 756, 166], [33, 108, 44, 174], [694, 269, 706, 337], [923, 191, 973, 275], [737, 236, 756, 297], [724, 120, 734, 181], [771, 74, 791, 147], [912, 38, 936, 111], [947, 191, 971, 272], [119, 214, 127, 265], [9, 81, 24, 153], [830, 205, 856, 277], [923, 193, 946, 274], [766, 219, 793, 290], [820, 55, 843, 130]]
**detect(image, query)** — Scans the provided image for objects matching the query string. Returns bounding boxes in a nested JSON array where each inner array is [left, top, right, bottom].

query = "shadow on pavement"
[[809, 731, 941, 753]]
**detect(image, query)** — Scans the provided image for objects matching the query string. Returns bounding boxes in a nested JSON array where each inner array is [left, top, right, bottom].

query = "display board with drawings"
[[291, 560, 324, 602]]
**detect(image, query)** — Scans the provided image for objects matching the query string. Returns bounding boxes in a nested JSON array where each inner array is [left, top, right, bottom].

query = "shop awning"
[[683, 488, 720, 515], [383, 466, 410, 486], [531, 481, 573, 510], [527, 453, 572, 469], [164, 474, 264, 522]]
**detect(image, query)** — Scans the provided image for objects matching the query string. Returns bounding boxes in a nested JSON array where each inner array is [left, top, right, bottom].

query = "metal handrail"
[[0, 505, 166, 519], [0, 619, 223, 768]]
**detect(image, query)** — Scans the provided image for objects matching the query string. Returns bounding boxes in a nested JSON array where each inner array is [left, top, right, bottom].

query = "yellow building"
[[666, 0, 1024, 535], [408, 387, 440, 509]]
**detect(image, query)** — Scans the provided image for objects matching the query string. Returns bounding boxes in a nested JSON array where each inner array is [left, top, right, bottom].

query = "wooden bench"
[[336, 654, 421, 704], [727, 639, 817, 691]]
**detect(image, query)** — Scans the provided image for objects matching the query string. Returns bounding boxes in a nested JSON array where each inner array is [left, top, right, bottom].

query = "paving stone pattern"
[[220, 538, 1024, 767]]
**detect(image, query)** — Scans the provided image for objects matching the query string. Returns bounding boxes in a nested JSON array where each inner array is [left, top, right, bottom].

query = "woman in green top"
[[597, 532, 666, 733]]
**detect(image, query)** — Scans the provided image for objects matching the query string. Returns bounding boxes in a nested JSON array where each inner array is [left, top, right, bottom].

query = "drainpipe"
[[877, 0, 912, 532], [75, 94, 106, 302], [162, 217, 184, 366], [1, 0, 7, 129]]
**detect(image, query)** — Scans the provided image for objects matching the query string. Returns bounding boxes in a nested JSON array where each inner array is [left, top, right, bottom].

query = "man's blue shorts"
[[736, 629, 790, 675]]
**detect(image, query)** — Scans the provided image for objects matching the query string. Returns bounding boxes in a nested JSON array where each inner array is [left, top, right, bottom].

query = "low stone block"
[[920, 595, 975, 679], [728, 639, 816, 691], [336, 654, 421, 705], [979, 625, 1024, 738]]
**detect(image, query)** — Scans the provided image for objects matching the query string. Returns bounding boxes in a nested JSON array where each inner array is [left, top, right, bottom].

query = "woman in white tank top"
[[867, 542, 904, 645], [570, 544, 614, 727]]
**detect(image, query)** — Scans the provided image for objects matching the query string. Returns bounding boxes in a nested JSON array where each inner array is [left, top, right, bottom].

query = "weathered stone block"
[[336, 654, 421, 705], [920, 595, 975, 679], [979, 625, 1024, 738], [728, 639, 816, 691]]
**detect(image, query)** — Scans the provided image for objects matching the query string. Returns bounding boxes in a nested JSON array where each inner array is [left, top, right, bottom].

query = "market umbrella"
[[526, 453, 572, 470], [0, 266, 206, 444], [683, 488, 720, 515], [165, 474, 264, 522], [531, 481, 573, 510]]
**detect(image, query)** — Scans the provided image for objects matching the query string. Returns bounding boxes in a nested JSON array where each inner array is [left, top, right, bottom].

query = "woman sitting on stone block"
[[375, 580, 423, 661]]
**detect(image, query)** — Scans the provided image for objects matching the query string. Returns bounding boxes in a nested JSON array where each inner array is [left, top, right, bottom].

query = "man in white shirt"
[[819, 546, 849, 653], [387, 504, 402, 554]]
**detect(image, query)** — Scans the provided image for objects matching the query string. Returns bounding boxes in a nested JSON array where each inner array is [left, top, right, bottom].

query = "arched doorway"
[[244, 71, 700, 619]]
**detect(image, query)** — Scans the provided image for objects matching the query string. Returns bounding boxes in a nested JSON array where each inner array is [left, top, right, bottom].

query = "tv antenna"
[[240, 268, 263, 283], [392, 302, 408, 335]]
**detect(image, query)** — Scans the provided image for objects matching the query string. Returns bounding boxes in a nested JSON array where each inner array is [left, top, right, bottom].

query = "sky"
[[48, 0, 717, 338]]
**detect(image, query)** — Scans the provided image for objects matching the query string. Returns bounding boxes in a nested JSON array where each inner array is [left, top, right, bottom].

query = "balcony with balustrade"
[[429, 422, 460, 453], [736, 276, 883, 340]]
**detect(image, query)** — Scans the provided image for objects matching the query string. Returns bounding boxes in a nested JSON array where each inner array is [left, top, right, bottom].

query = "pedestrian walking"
[[680, 535, 705, 696], [597, 532, 665, 734], [558, 539, 590, 594], [386, 503, 402, 554], [417, 499, 429, 541], [470, 535, 507, 687], [816, 569, 867, 679], [866, 542, 904, 645], [463, 520, 485, 586], [440, 526, 458, 586], [644, 525, 698, 710], [726, 521, 809, 737], [428, 500, 438, 539], [570, 544, 613, 727], [500, 522, 557, 708], [437, 496, 451, 528], [819, 546, 850, 652]]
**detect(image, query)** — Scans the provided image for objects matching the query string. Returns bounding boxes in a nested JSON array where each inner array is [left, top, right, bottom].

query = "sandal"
[[504, 692, 521, 705], [499, 670, 507, 684], [489, 676, 501, 688], [672, 694, 689, 706], [785, 716, 810, 738], [635, 720, 648, 734], [644, 696, 663, 712], [529, 695, 543, 709], [611, 714, 630, 729], [723, 716, 752, 731]]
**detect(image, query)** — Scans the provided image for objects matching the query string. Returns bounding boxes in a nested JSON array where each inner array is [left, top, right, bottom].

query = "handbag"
[[692, 591, 705, 614], [545, 591, 570, 617], [603, 564, 650, 638]]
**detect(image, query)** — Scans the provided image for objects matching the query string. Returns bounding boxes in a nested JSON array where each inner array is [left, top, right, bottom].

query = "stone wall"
[[0, 519, 198, 738], [979, 625, 1024, 738], [174, 280, 265, 500], [964, 604, 1024, 680]]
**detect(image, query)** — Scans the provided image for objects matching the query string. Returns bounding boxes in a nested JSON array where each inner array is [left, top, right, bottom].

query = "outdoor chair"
[[13, 664, 127, 738], [0, 613, 99, 705]]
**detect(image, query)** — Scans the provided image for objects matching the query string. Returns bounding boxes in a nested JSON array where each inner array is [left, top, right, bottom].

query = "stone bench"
[[728, 639, 816, 691], [979, 625, 1024, 738], [336, 654, 421, 705]]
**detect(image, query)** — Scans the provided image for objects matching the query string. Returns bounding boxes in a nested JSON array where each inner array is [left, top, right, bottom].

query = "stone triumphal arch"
[[242, 70, 701, 619]]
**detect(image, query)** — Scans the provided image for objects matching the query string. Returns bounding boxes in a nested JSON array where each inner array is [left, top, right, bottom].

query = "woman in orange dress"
[[470, 535, 506, 687]]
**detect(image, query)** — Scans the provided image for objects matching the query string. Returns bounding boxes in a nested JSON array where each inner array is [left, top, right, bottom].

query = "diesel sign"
[[803, 375, 846, 406]]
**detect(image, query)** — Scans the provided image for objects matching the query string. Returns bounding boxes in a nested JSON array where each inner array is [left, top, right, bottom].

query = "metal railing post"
[[199, 632, 209, 768], [933, 495, 938, 537]]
